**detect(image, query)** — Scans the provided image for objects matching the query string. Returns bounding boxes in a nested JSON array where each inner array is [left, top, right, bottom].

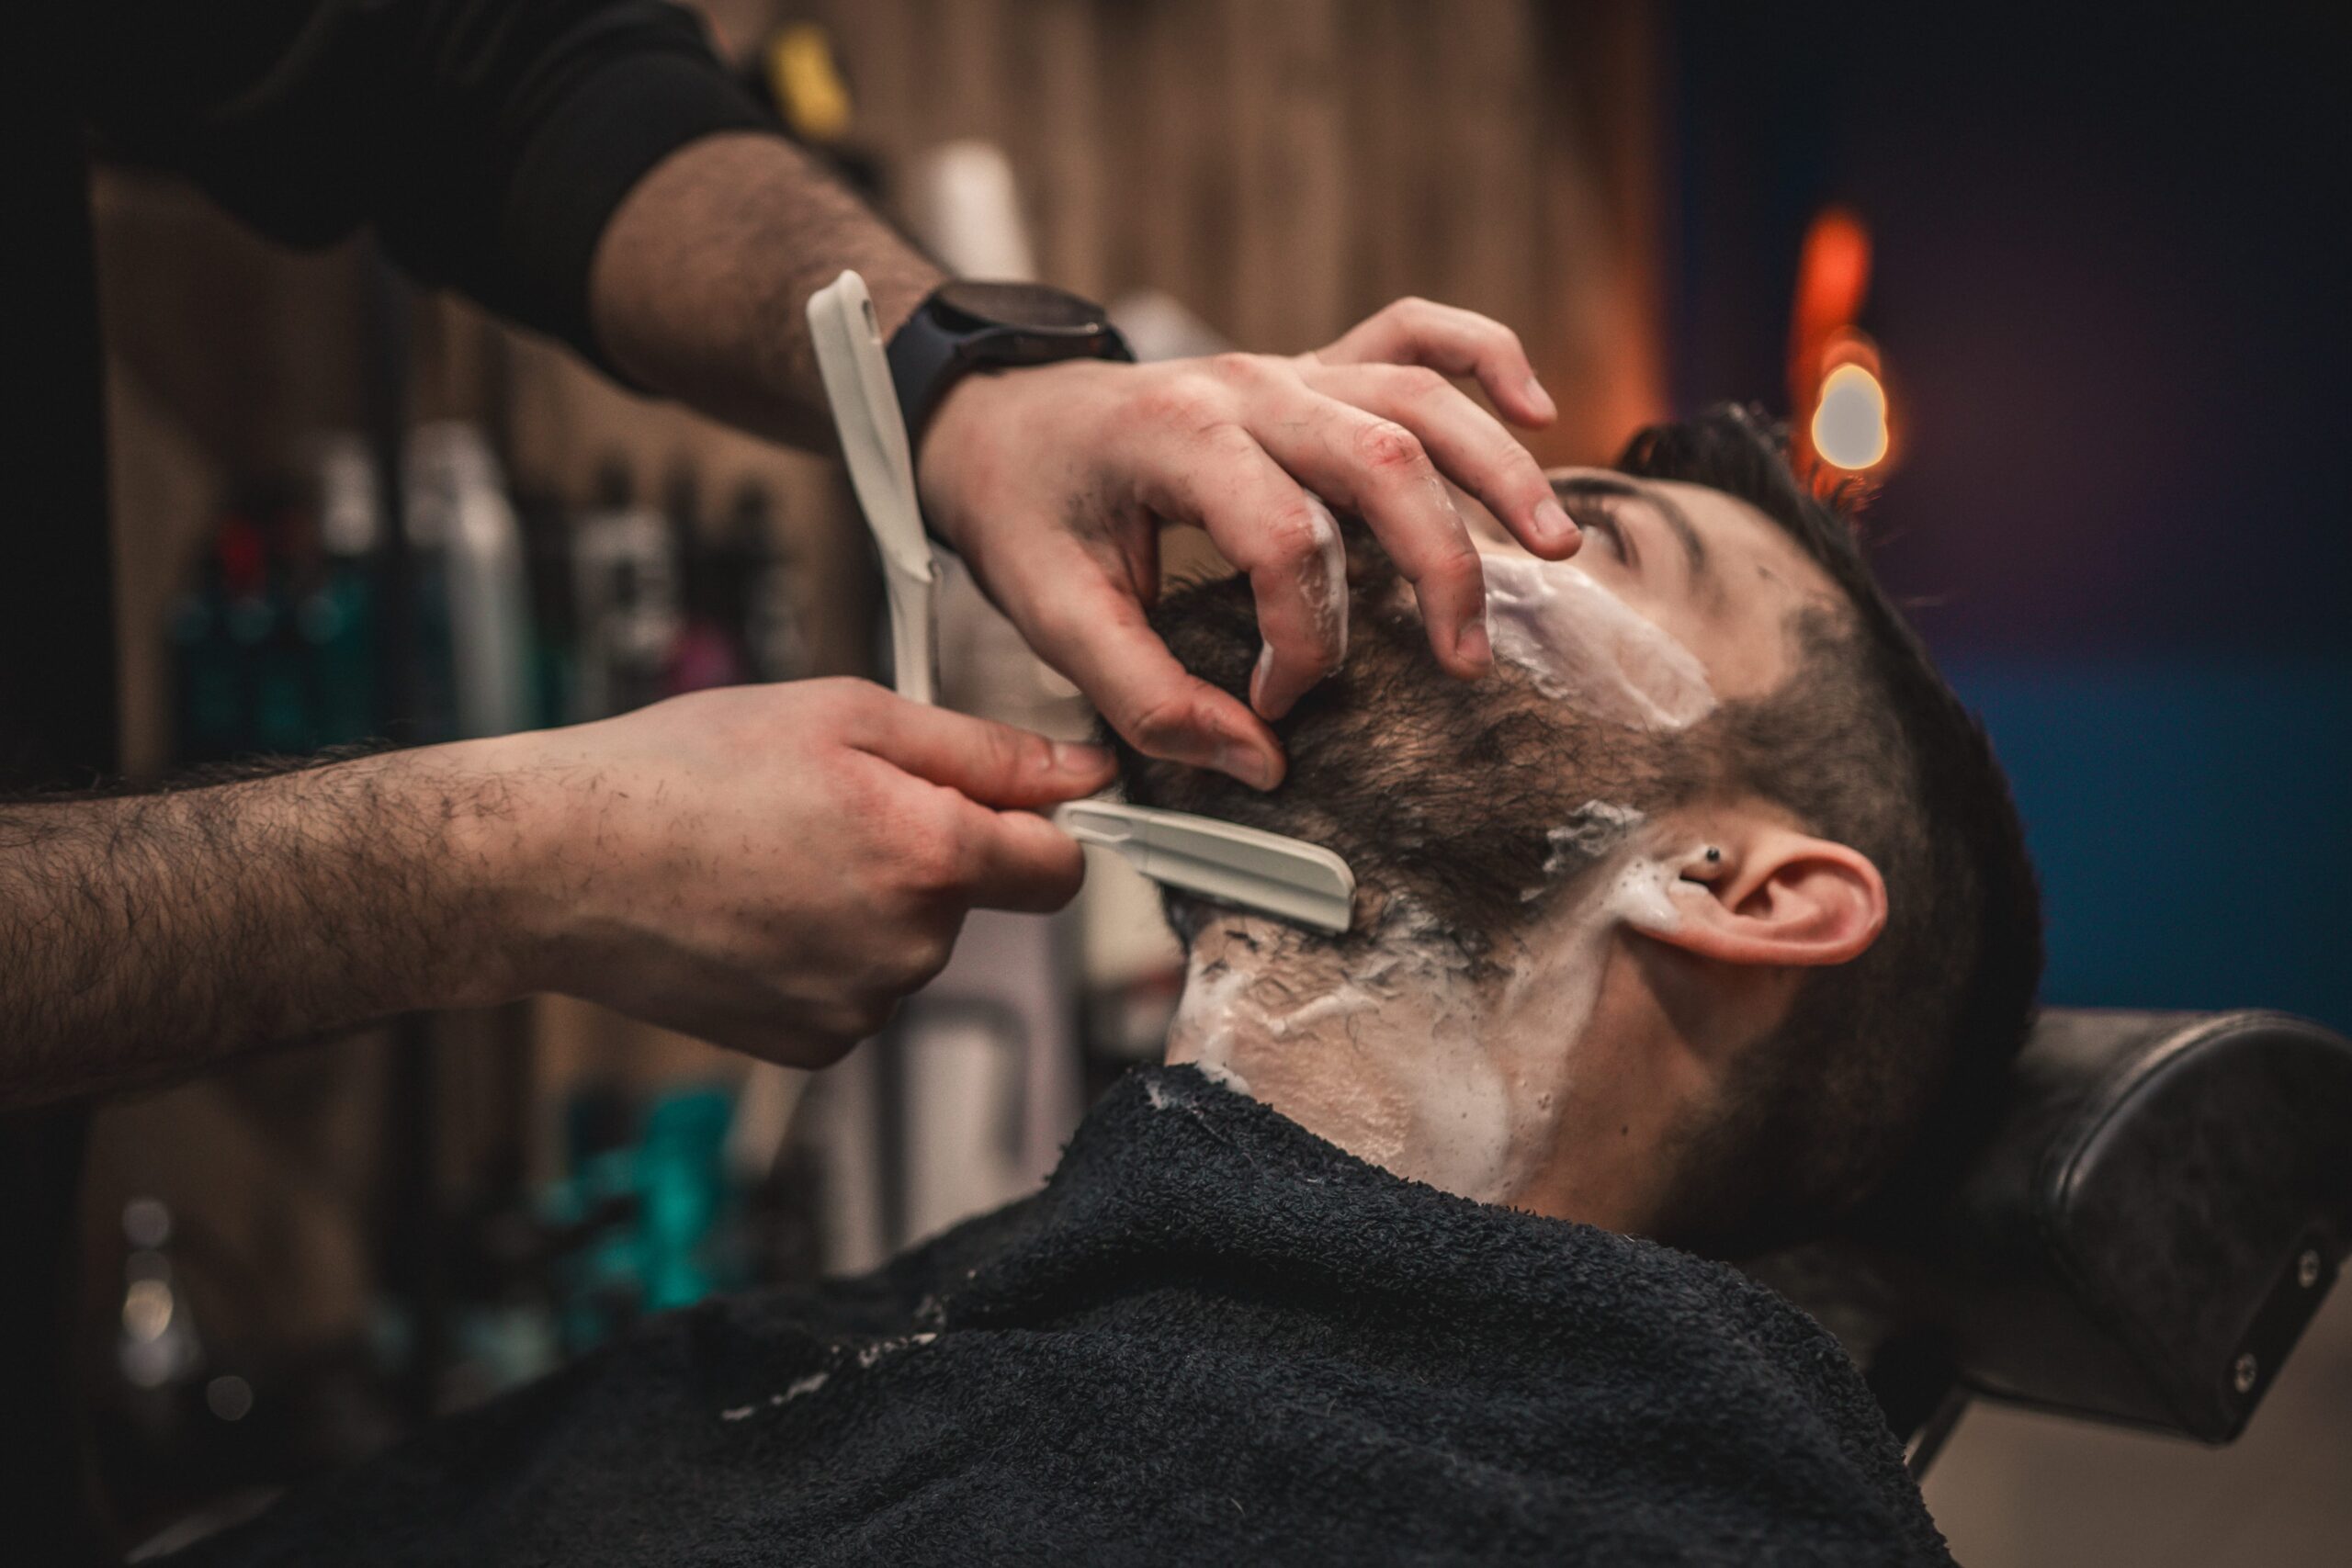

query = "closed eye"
[[1559, 495, 1634, 566]]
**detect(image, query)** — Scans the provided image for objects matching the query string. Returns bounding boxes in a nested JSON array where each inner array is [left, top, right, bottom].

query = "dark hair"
[[1122, 405, 2041, 1255], [1616, 406, 2041, 1254]]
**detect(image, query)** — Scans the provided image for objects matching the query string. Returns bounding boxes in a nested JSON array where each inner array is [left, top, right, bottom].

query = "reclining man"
[[175, 407, 2041, 1567]]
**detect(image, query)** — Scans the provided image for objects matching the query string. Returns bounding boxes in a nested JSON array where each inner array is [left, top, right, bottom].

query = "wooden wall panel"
[[785, 0, 1663, 459]]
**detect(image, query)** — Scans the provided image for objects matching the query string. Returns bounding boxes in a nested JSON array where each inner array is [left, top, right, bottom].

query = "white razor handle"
[[1055, 799, 1355, 936], [808, 270, 936, 705]]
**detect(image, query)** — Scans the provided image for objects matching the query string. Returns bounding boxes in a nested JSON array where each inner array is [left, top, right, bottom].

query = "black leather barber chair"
[[1754, 1009, 2352, 1475]]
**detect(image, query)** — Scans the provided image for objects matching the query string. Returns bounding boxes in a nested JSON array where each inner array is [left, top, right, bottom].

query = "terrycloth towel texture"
[[175, 1066, 1952, 1566]]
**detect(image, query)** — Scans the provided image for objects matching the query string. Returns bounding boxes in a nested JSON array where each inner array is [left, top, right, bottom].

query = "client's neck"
[[1161, 861, 1694, 1227]]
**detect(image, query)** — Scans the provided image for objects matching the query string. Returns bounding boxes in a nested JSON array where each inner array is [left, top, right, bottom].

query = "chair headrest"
[[1758, 1008, 2352, 1443]]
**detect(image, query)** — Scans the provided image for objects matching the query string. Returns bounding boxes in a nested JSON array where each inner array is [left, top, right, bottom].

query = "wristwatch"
[[886, 280, 1134, 446]]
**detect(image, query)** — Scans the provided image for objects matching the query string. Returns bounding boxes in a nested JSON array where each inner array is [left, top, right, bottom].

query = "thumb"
[[950, 799, 1091, 914], [846, 697, 1115, 809]]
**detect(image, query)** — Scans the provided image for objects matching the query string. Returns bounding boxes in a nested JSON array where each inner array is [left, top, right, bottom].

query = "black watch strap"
[[886, 281, 1134, 447]]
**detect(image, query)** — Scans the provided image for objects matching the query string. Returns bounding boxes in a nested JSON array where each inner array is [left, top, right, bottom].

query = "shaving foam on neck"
[[1165, 814, 1698, 1208]]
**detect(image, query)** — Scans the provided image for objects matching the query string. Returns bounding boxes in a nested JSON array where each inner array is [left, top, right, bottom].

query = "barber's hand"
[[492, 680, 1112, 1066], [914, 298, 1579, 789]]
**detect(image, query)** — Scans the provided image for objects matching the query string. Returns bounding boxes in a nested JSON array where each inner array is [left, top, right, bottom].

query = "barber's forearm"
[[587, 131, 944, 448], [0, 746, 541, 1109]]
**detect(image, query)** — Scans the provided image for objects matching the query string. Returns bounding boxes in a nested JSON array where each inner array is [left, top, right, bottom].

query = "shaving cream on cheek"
[[1481, 831, 1690, 1175], [1521, 801, 1645, 900], [1477, 556, 1714, 728]]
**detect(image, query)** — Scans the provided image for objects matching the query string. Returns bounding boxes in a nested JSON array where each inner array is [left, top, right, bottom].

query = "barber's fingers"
[[861, 773, 1088, 919], [843, 700, 1092, 913], [940, 794, 1091, 913], [1313, 297, 1556, 429], [1237, 492, 1348, 719], [842, 693, 1114, 809], [1303, 361, 1579, 560], [1203, 368, 1491, 681], [1125, 417, 1357, 724], [1006, 550, 1287, 788]]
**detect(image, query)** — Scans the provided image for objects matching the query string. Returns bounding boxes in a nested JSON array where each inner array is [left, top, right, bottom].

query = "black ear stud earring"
[[1703, 847, 1723, 865]]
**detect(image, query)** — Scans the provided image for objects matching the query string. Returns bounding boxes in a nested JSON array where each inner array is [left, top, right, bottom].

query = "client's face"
[[1129, 473, 1850, 1212], [1454, 469, 1837, 702], [1135, 468, 1846, 942]]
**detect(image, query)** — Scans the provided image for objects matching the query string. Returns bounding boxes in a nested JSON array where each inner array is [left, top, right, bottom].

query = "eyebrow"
[[1553, 474, 1711, 590]]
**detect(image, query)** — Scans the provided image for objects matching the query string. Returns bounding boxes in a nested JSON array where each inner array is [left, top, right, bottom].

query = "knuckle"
[[903, 930, 957, 987], [1138, 372, 1225, 429], [1508, 449, 1555, 498], [1023, 595, 1085, 656], [1426, 537, 1484, 588], [866, 910, 957, 993], [1389, 365, 1450, 402], [1465, 319, 1524, 366], [838, 997, 898, 1042], [1008, 727, 1057, 777], [1125, 691, 1211, 757], [1206, 351, 1267, 386], [1352, 418, 1430, 478], [894, 810, 969, 893], [975, 722, 1043, 784], [803, 676, 876, 733], [1260, 500, 1335, 565]]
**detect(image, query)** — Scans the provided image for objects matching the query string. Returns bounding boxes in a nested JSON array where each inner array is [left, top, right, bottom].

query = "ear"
[[1636, 823, 1887, 970]]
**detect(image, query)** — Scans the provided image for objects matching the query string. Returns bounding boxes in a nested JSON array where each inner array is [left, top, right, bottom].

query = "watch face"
[[933, 279, 1110, 336]]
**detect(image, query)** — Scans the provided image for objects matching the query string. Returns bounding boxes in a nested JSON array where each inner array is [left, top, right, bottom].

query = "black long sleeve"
[[75, 0, 773, 367]]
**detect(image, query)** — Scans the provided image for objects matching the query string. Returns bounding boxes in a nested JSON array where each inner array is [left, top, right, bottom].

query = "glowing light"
[[123, 1278, 175, 1342], [1811, 362, 1890, 471]]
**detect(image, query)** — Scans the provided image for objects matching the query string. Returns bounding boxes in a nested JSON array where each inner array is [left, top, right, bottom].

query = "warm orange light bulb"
[[1811, 361, 1890, 471]]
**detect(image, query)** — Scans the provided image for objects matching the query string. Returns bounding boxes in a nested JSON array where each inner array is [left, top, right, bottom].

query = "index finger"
[[1316, 297, 1556, 429], [844, 696, 1115, 808], [1304, 361, 1579, 560], [1008, 555, 1287, 791], [1232, 389, 1494, 680], [1135, 423, 1352, 721]]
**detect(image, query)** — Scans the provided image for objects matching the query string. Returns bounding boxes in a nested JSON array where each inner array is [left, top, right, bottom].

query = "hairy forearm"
[[588, 131, 944, 448], [0, 745, 537, 1109]]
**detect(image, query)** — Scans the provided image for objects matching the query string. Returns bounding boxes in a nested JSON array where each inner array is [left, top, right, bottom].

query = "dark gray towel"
[[174, 1066, 1953, 1566]]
